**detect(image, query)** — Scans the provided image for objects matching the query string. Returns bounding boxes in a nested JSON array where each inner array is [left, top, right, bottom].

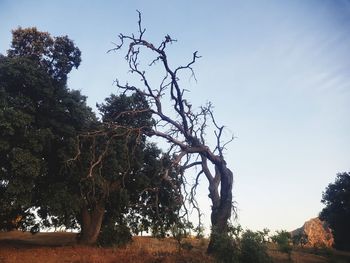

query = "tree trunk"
[[77, 203, 105, 245], [207, 162, 233, 254]]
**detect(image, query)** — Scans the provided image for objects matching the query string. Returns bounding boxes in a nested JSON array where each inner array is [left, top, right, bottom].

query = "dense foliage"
[[8, 27, 81, 83], [0, 27, 183, 246], [320, 172, 350, 251], [0, 27, 95, 231], [211, 225, 272, 263]]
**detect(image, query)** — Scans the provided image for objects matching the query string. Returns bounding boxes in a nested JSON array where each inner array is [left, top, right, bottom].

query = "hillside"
[[1, 231, 350, 263]]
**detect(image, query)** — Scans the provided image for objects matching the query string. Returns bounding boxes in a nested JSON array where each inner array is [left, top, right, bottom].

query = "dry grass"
[[1, 231, 349, 263], [268, 247, 328, 263], [0, 232, 213, 263], [268, 244, 350, 263]]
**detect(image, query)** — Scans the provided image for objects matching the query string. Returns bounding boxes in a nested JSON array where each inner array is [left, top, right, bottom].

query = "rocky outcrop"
[[291, 217, 334, 248]]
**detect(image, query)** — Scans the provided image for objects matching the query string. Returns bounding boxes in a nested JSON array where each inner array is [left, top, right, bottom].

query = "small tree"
[[320, 172, 350, 251], [271, 230, 292, 260], [108, 10, 235, 254]]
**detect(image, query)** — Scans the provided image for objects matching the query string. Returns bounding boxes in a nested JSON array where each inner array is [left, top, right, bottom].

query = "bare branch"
[[181, 161, 202, 171], [136, 10, 146, 39], [108, 12, 235, 251]]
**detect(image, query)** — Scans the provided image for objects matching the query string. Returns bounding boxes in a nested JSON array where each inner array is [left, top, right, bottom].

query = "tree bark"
[[207, 162, 233, 253], [108, 15, 236, 254], [77, 203, 105, 245]]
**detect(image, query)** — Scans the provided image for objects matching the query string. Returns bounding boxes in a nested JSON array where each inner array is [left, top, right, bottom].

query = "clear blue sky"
[[1, 0, 349, 233]]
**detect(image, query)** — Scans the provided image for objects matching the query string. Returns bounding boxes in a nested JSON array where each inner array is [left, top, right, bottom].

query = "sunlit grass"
[[1, 231, 349, 263], [0, 232, 213, 263]]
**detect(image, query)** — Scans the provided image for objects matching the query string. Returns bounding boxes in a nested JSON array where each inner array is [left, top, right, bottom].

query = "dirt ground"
[[0, 231, 349, 263]]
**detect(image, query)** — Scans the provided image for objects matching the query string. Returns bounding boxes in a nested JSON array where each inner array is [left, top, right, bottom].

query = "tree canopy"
[[0, 43, 94, 231], [320, 172, 350, 251], [65, 93, 183, 244], [1, 19, 235, 253], [8, 27, 81, 84], [0, 27, 184, 246]]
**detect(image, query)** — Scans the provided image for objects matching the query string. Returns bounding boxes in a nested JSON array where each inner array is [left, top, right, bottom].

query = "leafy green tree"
[[125, 148, 183, 238], [0, 56, 94, 230], [34, 88, 96, 231], [1, 26, 183, 246], [61, 92, 183, 245], [0, 56, 54, 230], [8, 27, 81, 83], [320, 172, 350, 251], [0, 28, 94, 231]]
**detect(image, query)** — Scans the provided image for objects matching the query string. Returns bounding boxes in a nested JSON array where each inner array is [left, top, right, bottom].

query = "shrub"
[[271, 230, 292, 259], [240, 230, 272, 263], [211, 230, 240, 263], [211, 225, 272, 263], [170, 220, 196, 252], [97, 223, 132, 247]]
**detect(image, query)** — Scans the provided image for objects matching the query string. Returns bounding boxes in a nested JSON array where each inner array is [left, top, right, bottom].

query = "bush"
[[211, 225, 272, 263], [271, 230, 292, 259], [97, 223, 132, 247], [240, 230, 272, 263], [211, 230, 240, 263]]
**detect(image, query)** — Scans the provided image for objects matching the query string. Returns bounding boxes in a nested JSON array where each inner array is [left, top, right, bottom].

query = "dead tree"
[[110, 11, 235, 253]]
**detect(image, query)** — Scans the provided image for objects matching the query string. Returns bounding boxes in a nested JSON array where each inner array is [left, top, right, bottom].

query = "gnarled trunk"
[[109, 14, 236, 255], [78, 203, 105, 245], [207, 162, 233, 253]]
